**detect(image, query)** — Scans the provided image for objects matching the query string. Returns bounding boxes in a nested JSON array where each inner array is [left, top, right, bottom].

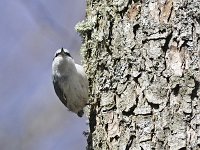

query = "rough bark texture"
[[76, 0, 200, 149]]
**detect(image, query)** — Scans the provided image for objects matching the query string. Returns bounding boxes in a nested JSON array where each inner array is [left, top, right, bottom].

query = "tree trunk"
[[76, 0, 200, 149]]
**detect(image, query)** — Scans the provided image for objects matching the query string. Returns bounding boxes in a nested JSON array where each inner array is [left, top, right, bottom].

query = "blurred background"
[[0, 0, 88, 150]]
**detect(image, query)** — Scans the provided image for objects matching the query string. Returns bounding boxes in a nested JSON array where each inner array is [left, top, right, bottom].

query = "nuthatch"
[[52, 48, 88, 117]]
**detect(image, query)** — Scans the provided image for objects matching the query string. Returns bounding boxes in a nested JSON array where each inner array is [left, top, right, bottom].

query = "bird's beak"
[[60, 48, 65, 55]]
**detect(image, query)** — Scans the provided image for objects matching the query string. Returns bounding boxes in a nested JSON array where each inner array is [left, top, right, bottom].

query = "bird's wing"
[[75, 64, 89, 88], [75, 64, 89, 102], [53, 78, 68, 106]]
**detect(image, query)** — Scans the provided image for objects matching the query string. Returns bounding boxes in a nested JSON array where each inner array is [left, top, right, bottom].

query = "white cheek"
[[57, 49, 62, 53], [63, 49, 69, 53]]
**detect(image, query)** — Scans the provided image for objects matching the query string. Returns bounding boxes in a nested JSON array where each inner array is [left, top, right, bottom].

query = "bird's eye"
[[55, 53, 59, 57], [65, 52, 71, 57]]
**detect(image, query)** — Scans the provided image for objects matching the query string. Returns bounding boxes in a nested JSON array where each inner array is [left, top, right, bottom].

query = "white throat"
[[52, 56, 76, 77]]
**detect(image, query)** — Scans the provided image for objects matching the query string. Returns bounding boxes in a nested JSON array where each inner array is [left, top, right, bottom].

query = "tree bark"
[[76, 0, 200, 149]]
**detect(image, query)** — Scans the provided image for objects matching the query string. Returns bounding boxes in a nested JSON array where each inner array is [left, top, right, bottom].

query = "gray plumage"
[[52, 48, 88, 117]]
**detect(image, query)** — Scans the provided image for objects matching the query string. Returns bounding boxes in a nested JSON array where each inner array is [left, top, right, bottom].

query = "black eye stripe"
[[55, 53, 59, 57], [65, 52, 71, 57]]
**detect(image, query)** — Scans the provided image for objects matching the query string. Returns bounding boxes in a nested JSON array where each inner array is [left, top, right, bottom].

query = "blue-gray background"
[[0, 0, 87, 150]]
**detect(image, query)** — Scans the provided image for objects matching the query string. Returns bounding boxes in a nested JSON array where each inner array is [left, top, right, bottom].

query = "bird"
[[52, 48, 88, 117]]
